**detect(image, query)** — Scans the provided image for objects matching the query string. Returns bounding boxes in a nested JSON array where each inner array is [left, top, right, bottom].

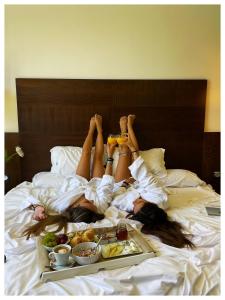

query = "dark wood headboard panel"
[[16, 79, 207, 181]]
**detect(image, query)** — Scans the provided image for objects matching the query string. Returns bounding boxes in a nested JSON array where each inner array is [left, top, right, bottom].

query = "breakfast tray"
[[39, 224, 156, 282]]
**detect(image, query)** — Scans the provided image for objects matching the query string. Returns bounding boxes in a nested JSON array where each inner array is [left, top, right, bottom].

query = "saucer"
[[50, 256, 76, 271]]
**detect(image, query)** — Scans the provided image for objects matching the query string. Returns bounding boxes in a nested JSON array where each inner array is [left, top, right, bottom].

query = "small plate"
[[50, 256, 76, 271]]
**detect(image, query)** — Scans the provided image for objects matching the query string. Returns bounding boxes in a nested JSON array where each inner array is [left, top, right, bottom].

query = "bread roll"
[[70, 236, 82, 247], [82, 229, 95, 242]]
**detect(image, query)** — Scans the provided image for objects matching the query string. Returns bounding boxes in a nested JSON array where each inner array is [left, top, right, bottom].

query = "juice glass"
[[107, 134, 118, 144], [117, 133, 128, 145], [116, 223, 128, 240]]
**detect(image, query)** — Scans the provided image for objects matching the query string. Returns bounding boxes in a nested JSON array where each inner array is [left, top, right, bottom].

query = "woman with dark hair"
[[23, 114, 117, 239], [111, 115, 194, 249]]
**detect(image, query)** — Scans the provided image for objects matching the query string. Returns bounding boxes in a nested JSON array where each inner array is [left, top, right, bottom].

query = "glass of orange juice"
[[117, 133, 128, 145], [107, 134, 118, 144]]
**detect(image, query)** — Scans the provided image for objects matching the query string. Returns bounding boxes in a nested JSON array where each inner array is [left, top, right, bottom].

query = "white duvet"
[[4, 177, 220, 295]]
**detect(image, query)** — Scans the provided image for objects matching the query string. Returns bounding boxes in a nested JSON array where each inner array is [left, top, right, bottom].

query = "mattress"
[[4, 181, 220, 295]]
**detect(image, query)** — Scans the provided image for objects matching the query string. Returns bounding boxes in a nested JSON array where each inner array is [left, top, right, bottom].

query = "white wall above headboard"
[[5, 5, 220, 132]]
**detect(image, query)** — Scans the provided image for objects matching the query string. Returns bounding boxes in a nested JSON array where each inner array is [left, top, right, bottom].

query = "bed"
[[4, 79, 220, 295]]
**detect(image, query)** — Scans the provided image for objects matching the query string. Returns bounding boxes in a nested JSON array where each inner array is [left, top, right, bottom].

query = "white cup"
[[48, 244, 71, 266]]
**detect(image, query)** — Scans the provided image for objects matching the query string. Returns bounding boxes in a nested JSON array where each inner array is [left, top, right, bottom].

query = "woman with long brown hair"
[[112, 115, 194, 249], [23, 114, 117, 239]]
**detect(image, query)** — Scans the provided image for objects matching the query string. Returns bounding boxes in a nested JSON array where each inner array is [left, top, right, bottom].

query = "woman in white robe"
[[112, 115, 168, 212], [23, 114, 117, 238], [111, 115, 194, 249]]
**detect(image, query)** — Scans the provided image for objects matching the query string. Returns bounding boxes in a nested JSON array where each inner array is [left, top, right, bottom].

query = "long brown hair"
[[23, 207, 104, 240], [23, 215, 68, 240], [128, 202, 195, 249]]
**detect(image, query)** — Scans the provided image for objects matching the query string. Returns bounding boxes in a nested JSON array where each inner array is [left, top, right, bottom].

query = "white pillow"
[[50, 146, 106, 177], [50, 146, 82, 176], [157, 169, 205, 187], [139, 148, 167, 178], [112, 147, 167, 178], [32, 172, 66, 189]]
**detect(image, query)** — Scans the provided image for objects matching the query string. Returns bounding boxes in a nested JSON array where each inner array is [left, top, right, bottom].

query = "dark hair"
[[128, 202, 195, 249], [23, 207, 104, 240], [64, 207, 104, 223]]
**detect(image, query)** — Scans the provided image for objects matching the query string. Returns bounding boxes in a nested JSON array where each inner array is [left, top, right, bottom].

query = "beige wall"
[[5, 5, 220, 132]]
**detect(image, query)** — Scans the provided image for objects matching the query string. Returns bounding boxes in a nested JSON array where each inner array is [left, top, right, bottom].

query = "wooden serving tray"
[[39, 224, 156, 282]]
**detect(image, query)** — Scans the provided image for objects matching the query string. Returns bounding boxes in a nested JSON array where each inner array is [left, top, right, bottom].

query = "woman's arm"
[[105, 160, 113, 176], [22, 187, 56, 220], [96, 143, 117, 210], [125, 138, 168, 208]]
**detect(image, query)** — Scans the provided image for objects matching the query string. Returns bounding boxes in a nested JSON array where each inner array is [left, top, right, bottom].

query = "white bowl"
[[72, 242, 101, 265]]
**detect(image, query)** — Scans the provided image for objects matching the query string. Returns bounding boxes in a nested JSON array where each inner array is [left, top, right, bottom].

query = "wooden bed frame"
[[16, 79, 207, 181]]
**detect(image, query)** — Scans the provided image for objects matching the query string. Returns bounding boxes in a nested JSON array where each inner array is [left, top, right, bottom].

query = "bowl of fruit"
[[42, 233, 69, 252]]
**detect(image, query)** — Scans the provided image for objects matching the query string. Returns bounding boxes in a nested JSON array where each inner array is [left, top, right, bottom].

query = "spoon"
[[93, 236, 103, 254]]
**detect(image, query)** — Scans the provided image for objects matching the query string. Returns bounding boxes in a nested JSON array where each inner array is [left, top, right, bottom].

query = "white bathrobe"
[[21, 174, 114, 215], [112, 156, 168, 212]]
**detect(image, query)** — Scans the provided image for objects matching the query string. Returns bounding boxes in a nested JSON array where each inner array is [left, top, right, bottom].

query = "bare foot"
[[119, 116, 128, 134], [128, 114, 136, 127], [33, 206, 47, 221], [89, 116, 96, 132], [95, 114, 103, 132]]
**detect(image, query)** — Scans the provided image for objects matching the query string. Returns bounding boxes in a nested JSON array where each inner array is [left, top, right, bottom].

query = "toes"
[[95, 114, 102, 125], [90, 116, 96, 126], [120, 116, 127, 121], [95, 114, 102, 119], [128, 114, 136, 123], [128, 114, 136, 118], [119, 116, 128, 126]]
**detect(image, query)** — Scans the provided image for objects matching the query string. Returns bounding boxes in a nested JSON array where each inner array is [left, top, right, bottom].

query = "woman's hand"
[[32, 205, 47, 221], [107, 142, 117, 157]]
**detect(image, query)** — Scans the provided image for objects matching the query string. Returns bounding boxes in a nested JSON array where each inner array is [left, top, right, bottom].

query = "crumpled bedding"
[[4, 181, 220, 295]]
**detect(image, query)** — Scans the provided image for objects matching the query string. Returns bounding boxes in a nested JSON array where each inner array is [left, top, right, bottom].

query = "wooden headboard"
[[16, 79, 207, 181]]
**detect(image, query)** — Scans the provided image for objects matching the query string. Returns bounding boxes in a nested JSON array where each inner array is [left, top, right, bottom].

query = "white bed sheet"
[[4, 181, 220, 295]]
